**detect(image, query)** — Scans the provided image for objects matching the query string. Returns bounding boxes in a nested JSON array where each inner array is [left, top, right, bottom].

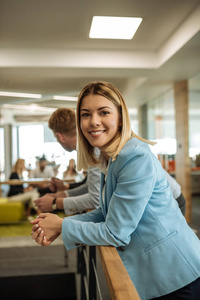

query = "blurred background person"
[[29, 156, 54, 179], [7, 158, 40, 220], [63, 158, 84, 182], [29, 155, 55, 193]]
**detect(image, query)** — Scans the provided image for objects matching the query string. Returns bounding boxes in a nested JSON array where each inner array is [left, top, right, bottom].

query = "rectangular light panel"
[[89, 16, 142, 40]]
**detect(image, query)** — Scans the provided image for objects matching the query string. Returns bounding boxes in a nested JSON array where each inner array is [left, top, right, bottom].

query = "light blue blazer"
[[62, 137, 200, 300]]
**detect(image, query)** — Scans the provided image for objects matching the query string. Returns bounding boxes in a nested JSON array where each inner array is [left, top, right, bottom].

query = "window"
[[17, 124, 77, 178]]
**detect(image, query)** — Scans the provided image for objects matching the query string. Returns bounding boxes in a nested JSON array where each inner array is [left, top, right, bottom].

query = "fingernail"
[[41, 230, 44, 234], [38, 227, 41, 231], [35, 224, 39, 228]]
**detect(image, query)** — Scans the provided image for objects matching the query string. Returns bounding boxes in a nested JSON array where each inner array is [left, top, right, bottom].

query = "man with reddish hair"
[[34, 108, 101, 215]]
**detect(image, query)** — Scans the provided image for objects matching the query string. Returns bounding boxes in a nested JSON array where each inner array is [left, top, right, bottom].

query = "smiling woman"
[[31, 82, 200, 300]]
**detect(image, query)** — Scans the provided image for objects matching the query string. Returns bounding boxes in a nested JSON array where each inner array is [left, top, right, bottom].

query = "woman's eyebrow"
[[98, 106, 112, 110], [80, 106, 112, 111], [80, 108, 89, 111]]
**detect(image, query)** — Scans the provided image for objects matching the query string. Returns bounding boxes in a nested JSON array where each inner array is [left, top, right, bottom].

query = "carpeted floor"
[[0, 212, 65, 238], [0, 221, 34, 237]]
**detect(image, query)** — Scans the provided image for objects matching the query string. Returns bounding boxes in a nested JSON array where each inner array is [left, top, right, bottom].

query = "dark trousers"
[[150, 277, 200, 300]]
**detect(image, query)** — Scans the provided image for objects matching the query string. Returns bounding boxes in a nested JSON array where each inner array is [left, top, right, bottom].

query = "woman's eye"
[[81, 113, 90, 117], [101, 111, 109, 116]]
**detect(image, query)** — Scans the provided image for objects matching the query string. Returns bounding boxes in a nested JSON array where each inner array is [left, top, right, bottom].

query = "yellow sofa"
[[0, 198, 25, 223]]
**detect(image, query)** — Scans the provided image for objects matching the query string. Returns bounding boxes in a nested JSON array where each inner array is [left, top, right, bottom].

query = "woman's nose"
[[90, 114, 100, 126]]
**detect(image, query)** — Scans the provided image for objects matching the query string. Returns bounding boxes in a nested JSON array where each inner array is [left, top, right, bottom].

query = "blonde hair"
[[12, 158, 25, 174], [76, 81, 155, 170]]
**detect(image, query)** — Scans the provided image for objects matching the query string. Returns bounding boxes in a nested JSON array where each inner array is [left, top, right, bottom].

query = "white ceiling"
[[0, 0, 200, 123]]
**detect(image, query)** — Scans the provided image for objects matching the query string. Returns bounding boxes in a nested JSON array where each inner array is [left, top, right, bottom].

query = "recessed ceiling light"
[[0, 91, 42, 98], [89, 16, 142, 40], [53, 95, 78, 101]]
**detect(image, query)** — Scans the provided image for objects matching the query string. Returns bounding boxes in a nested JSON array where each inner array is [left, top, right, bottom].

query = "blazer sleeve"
[[62, 146, 156, 250]]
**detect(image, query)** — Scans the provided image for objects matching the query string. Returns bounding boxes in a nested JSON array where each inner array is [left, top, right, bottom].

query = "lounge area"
[[1, 1, 200, 299]]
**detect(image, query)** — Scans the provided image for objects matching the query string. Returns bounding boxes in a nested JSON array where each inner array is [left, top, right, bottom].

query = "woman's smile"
[[89, 130, 106, 137]]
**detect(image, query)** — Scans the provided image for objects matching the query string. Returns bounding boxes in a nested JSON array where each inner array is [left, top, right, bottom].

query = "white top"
[[163, 169, 181, 199], [29, 166, 54, 179]]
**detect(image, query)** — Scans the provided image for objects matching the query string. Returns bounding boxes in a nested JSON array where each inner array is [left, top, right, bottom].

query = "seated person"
[[63, 158, 85, 182], [29, 156, 55, 195], [29, 156, 54, 179], [7, 158, 40, 220]]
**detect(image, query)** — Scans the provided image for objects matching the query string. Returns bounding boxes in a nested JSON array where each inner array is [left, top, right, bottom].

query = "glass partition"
[[188, 73, 200, 166], [147, 89, 176, 172], [17, 124, 77, 179]]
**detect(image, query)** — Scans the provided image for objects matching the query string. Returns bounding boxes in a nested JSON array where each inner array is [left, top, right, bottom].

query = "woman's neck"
[[101, 150, 110, 162]]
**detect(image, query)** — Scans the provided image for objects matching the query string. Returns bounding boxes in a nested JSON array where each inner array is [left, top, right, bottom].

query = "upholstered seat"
[[0, 198, 25, 223]]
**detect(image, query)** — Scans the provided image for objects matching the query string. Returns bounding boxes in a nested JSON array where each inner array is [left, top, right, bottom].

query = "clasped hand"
[[31, 213, 63, 246]]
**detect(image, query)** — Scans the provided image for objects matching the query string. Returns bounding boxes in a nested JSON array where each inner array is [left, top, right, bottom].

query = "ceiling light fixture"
[[3, 103, 55, 112], [89, 16, 142, 40], [0, 91, 42, 99], [53, 96, 78, 101]]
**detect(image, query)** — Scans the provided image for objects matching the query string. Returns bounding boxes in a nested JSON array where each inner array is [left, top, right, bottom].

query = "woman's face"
[[19, 160, 25, 171], [69, 159, 75, 168], [80, 94, 121, 153]]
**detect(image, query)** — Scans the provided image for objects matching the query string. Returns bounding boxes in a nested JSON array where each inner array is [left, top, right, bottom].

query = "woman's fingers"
[[31, 227, 50, 246], [38, 212, 51, 219], [35, 229, 45, 245], [30, 218, 40, 224], [32, 223, 39, 232], [30, 213, 50, 225], [31, 227, 42, 240], [31, 213, 61, 246], [41, 236, 52, 246]]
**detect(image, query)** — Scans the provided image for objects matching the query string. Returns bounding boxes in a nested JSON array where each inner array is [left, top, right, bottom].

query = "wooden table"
[[1, 179, 53, 185], [0, 178, 74, 196]]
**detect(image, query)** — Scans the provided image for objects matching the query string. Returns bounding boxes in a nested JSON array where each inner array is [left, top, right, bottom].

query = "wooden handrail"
[[97, 246, 141, 300]]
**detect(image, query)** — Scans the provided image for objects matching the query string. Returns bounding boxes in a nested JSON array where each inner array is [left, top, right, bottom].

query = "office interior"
[[0, 1, 200, 299]]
